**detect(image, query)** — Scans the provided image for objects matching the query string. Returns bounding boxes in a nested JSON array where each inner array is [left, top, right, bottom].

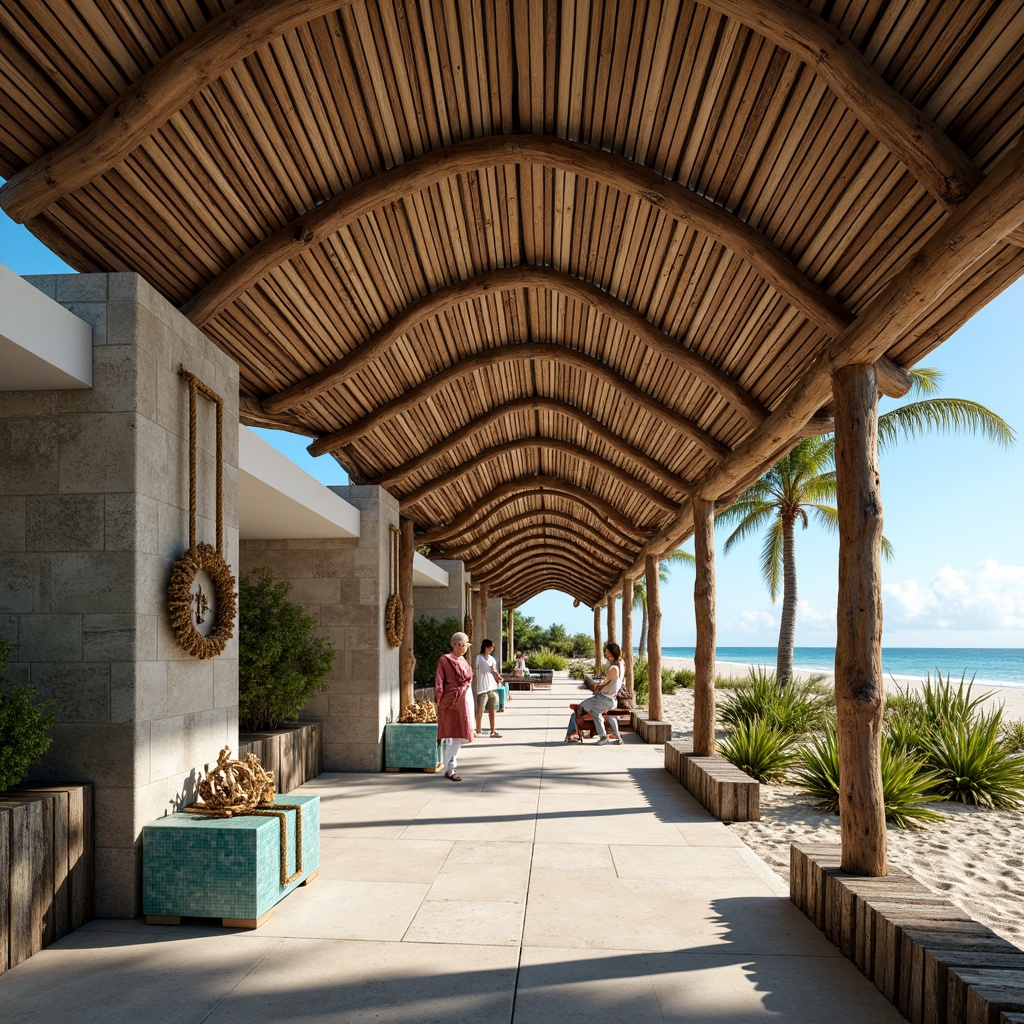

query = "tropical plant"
[[0, 638, 57, 792], [918, 711, 1024, 809], [792, 727, 944, 828], [527, 648, 568, 671], [718, 667, 833, 736], [632, 657, 649, 706], [718, 370, 1013, 683], [632, 546, 694, 656], [239, 568, 335, 730], [718, 719, 796, 783], [660, 667, 679, 695], [414, 615, 462, 687], [1003, 720, 1024, 754], [568, 658, 596, 679]]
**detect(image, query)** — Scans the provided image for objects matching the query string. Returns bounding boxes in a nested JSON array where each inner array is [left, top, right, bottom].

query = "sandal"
[[490, 731, 502, 738], [445, 771, 462, 782]]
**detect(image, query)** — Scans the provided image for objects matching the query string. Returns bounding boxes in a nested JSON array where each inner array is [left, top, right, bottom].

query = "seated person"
[[565, 643, 624, 745], [513, 651, 528, 677]]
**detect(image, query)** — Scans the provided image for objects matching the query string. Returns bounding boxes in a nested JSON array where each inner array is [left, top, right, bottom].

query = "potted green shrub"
[[237, 569, 334, 790]]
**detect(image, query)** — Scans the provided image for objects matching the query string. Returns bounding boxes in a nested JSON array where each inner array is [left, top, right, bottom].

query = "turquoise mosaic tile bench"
[[384, 722, 443, 772], [143, 793, 320, 928]]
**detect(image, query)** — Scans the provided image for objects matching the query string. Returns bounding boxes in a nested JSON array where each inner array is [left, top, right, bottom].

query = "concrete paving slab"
[[0, 675, 911, 1022]]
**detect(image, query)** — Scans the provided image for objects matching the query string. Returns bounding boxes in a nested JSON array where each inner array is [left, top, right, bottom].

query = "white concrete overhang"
[[239, 426, 361, 540], [0, 263, 92, 389], [413, 554, 448, 588]]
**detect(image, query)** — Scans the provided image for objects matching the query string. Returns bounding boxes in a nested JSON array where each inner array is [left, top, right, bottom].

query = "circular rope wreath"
[[385, 526, 404, 648], [168, 542, 238, 660]]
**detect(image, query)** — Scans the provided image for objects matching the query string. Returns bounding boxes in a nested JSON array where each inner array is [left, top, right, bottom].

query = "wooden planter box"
[[238, 720, 322, 793], [384, 723, 443, 772], [0, 783, 94, 974]]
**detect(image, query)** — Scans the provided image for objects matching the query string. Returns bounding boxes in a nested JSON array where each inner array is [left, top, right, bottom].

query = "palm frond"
[[760, 520, 784, 601], [878, 398, 1015, 452], [723, 502, 779, 555]]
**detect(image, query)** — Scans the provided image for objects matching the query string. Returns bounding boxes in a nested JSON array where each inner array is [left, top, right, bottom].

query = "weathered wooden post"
[[621, 574, 634, 703], [479, 583, 489, 645], [606, 593, 616, 647], [833, 363, 887, 877], [645, 554, 662, 722], [692, 497, 717, 756], [593, 604, 602, 674], [399, 517, 415, 712], [506, 605, 514, 667]]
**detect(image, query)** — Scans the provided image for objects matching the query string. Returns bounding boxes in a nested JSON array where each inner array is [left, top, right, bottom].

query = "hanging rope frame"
[[385, 524, 404, 648], [167, 368, 237, 659]]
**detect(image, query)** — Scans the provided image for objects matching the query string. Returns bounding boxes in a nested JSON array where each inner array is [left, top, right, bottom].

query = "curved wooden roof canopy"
[[3, 0, 1024, 609]]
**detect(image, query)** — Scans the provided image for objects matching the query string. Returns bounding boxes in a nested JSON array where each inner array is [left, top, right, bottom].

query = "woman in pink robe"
[[435, 631, 474, 781]]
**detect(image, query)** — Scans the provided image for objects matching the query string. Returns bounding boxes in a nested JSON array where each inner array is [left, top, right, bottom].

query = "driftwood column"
[[606, 594, 617, 647], [692, 497, 717, 756], [478, 583, 489, 645], [621, 575, 634, 702], [594, 605, 602, 672], [398, 517, 415, 712], [833, 363, 887, 877], [506, 606, 514, 666], [645, 554, 662, 722]]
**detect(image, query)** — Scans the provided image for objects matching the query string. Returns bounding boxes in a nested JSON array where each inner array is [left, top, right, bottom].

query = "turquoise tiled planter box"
[[143, 794, 320, 927], [385, 722, 443, 772]]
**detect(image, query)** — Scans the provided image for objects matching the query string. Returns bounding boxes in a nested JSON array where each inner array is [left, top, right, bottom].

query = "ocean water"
[[659, 647, 1024, 688]]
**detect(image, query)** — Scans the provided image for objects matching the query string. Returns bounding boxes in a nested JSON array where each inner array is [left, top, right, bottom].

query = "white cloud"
[[729, 609, 776, 634], [798, 598, 835, 626], [882, 561, 1024, 632]]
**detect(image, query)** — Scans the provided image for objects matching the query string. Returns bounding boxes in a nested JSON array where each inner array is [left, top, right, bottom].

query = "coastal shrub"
[[919, 711, 1024, 809], [792, 727, 944, 828], [718, 668, 833, 736], [0, 639, 57, 792], [660, 667, 679, 694], [527, 648, 569, 671], [633, 658, 649, 706], [718, 719, 795, 783], [1003, 720, 1024, 754], [568, 658, 596, 679], [672, 668, 696, 688], [239, 568, 335, 730], [413, 615, 462, 688], [918, 670, 990, 729]]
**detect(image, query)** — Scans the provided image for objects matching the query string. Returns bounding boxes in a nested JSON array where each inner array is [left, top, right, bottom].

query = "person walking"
[[474, 638, 504, 738], [435, 631, 474, 781]]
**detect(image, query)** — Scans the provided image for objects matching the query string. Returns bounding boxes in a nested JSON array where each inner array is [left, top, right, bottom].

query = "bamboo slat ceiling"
[[3, 1, 1024, 608]]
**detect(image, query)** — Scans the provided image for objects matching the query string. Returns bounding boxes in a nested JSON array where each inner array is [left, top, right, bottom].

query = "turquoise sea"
[[659, 647, 1024, 688]]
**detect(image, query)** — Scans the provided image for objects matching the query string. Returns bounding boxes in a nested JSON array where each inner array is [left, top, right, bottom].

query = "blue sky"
[[3, 205, 1022, 648]]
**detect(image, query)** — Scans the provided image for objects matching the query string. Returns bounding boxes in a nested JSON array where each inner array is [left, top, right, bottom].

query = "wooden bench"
[[631, 708, 673, 745], [569, 703, 632, 737], [792, 843, 1024, 1024], [503, 673, 534, 690], [664, 740, 760, 821]]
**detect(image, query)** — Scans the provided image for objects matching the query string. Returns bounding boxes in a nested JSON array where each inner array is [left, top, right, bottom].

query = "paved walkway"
[[0, 678, 904, 1023]]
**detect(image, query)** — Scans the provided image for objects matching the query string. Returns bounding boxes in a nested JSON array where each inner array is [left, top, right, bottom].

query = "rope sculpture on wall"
[[384, 524, 404, 648], [184, 747, 305, 886], [167, 368, 237, 659], [463, 582, 473, 643]]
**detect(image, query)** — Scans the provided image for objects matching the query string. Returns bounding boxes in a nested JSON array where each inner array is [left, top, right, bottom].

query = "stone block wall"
[[413, 559, 467, 626], [0, 273, 239, 917], [239, 486, 400, 773]]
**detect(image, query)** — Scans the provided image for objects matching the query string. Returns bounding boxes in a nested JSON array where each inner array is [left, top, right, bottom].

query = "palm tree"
[[632, 547, 694, 656], [717, 369, 1014, 684]]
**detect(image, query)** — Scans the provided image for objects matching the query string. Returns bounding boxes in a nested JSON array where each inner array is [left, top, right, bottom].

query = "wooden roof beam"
[[417, 478, 649, 546], [491, 563, 606, 606], [180, 135, 851, 335], [397, 438, 680, 513], [610, 131, 1024, 595], [370, 397, 691, 496], [460, 526, 636, 574], [702, 0, 981, 207], [262, 265, 766, 424], [306, 342, 728, 460], [470, 540, 630, 584], [0, 0, 357, 223]]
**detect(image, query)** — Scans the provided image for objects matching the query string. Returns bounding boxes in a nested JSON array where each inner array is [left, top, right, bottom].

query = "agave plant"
[[1003, 720, 1024, 754], [718, 667, 834, 736], [791, 727, 944, 828], [919, 711, 1024, 809], [918, 670, 992, 729], [718, 719, 796, 783]]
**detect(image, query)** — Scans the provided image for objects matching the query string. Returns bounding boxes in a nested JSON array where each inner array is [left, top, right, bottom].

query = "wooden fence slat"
[[0, 806, 9, 973]]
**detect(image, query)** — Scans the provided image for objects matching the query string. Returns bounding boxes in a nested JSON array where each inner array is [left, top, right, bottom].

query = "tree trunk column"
[[479, 583, 489, 646], [692, 497, 717, 756], [606, 594, 617, 647], [399, 517, 416, 712], [506, 606, 514, 667], [645, 554, 662, 722], [833, 362, 887, 877], [594, 605, 602, 673], [621, 575, 634, 704]]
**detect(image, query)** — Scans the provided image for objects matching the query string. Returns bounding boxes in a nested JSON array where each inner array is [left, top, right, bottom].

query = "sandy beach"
[[658, 656, 1024, 951]]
